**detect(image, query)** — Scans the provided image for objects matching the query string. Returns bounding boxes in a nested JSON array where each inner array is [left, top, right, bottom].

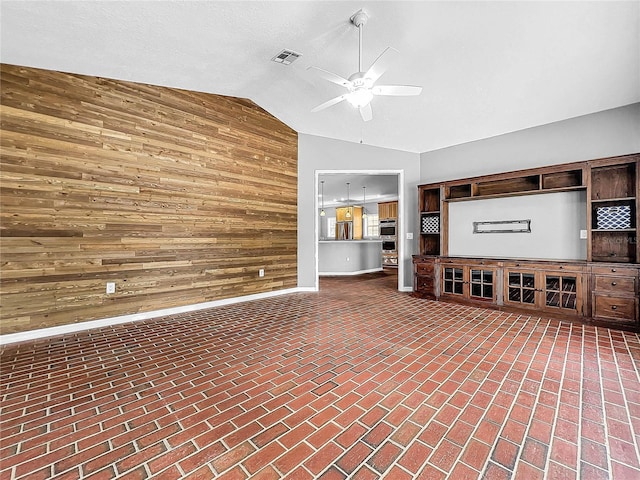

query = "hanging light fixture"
[[362, 186, 367, 218], [320, 180, 326, 217], [345, 182, 352, 218]]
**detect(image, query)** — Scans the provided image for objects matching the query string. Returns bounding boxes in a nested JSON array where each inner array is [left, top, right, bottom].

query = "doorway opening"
[[314, 170, 404, 292]]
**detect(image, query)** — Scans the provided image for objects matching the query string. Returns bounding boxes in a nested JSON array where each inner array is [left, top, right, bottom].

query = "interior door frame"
[[314, 169, 405, 291]]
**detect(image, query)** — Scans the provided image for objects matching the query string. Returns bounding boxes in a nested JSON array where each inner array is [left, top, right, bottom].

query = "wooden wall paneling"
[[0, 64, 298, 334]]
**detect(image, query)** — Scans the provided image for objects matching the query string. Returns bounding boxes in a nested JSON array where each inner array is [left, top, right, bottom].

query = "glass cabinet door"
[[544, 274, 578, 311], [470, 269, 494, 299], [443, 267, 464, 295], [507, 271, 537, 305]]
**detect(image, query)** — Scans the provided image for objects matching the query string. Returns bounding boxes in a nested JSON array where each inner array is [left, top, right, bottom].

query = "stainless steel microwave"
[[379, 220, 396, 237]]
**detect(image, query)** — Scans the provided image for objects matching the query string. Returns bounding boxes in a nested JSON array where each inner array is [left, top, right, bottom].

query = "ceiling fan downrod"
[[350, 9, 368, 74]]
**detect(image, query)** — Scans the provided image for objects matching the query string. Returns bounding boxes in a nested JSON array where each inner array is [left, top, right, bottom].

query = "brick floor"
[[2, 271, 640, 479]]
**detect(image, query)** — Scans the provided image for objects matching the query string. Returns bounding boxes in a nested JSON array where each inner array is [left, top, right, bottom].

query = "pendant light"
[[345, 182, 352, 218], [320, 180, 326, 217], [362, 186, 367, 218]]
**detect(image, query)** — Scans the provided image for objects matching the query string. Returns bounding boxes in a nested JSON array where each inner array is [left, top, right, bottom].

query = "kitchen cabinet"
[[378, 201, 398, 220]]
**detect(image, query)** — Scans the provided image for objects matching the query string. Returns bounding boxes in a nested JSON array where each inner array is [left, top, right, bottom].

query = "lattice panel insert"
[[596, 205, 631, 230], [421, 214, 440, 234]]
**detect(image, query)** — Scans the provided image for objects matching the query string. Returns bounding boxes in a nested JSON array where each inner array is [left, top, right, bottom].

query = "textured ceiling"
[[1, 1, 639, 153]]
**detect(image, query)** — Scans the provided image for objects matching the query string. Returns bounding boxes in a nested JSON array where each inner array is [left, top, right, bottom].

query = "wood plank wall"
[[0, 64, 298, 334]]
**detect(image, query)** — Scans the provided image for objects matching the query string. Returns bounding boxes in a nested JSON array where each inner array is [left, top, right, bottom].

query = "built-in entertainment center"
[[413, 153, 640, 331]]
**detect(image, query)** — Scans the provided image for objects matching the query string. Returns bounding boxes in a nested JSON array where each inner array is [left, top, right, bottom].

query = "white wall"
[[420, 103, 640, 183], [318, 241, 383, 274], [298, 134, 420, 290], [448, 191, 587, 260]]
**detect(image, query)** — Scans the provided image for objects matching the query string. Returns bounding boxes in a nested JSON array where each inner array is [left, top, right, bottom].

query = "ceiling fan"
[[308, 9, 423, 122]]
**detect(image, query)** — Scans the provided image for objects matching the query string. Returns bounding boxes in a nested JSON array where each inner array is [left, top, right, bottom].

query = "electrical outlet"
[[580, 229, 587, 239], [106, 282, 116, 294], [259, 269, 265, 277], [346, 257, 350, 262], [406, 232, 413, 240]]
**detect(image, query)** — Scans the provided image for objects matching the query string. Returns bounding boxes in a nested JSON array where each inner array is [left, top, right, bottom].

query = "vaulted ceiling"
[[1, 1, 639, 153]]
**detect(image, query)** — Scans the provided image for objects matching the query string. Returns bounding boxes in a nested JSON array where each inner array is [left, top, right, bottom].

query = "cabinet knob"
[[559, 266, 563, 270], [612, 268, 617, 272], [612, 282, 617, 286], [515, 263, 520, 267], [612, 305, 618, 310]]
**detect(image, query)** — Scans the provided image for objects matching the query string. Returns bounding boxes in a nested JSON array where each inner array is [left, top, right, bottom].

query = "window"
[[365, 214, 379, 238]]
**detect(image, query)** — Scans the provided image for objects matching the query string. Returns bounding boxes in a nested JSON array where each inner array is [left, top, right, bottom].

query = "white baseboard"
[[0, 287, 308, 346], [319, 267, 384, 276], [295, 287, 318, 292]]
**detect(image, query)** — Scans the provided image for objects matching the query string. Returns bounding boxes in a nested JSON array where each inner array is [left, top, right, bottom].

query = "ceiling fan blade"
[[307, 66, 352, 88], [364, 47, 398, 82], [372, 85, 423, 96], [359, 103, 372, 122], [311, 94, 349, 113]]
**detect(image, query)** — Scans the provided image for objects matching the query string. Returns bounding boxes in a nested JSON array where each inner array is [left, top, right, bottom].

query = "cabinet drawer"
[[416, 275, 434, 291], [550, 264, 585, 273], [503, 262, 583, 273], [593, 295, 637, 322], [416, 263, 434, 275], [591, 265, 638, 277], [594, 275, 636, 293]]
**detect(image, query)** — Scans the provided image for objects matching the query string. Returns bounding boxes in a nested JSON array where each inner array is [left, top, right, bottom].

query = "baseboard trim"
[[0, 287, 308, 346], [319, 267, 384, 276]]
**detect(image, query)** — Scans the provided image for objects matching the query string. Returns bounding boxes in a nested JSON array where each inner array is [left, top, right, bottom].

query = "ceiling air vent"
[[271, 49, 302, 65]]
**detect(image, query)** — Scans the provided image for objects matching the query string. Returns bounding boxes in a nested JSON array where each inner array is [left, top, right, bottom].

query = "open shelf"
[[592, 197, 636, 204], [419, 187, 442, 255], [542, 169, 583, 190], [422, 188, 441, 212], [474, 175, 540, 197], [421, 234, 440, 256], [591, 163, 636, 200], [447, 184, 472, 199], [591, 230, 637, 263], [589, 161, 637, 263]]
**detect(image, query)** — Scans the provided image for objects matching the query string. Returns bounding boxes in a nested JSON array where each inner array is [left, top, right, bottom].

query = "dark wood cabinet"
[[414, 153, 640, 330], [419, 187, 442, 256], [590, 265, 638, 325], [413, 256, 636, 327], [440, 260, 497, 304], [413, 256, 437, 299], [588, 160, 638, 263]]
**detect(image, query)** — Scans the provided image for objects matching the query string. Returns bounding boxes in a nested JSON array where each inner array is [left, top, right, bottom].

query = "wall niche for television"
[[448, 191, 587, 260]]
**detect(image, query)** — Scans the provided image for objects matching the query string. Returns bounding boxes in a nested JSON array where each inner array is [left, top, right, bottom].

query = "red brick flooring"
[[2, 272, 640, 479]]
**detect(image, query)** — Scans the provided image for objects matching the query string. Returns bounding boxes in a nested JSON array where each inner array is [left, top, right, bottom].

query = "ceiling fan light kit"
[[308, 9, 423, 122]]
